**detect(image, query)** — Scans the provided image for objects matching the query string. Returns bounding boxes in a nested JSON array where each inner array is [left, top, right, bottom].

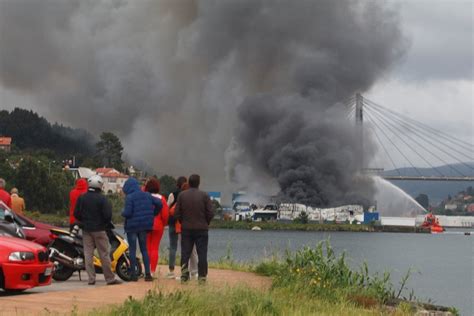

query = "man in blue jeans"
[[122, 177, 162, 281], [166, 176, 187, 279], [175, 174, 214, 283]]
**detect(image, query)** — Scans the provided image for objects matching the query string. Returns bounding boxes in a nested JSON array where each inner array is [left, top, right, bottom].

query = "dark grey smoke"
[[228, 95, 376, 207], [0, 0, 405, 205]]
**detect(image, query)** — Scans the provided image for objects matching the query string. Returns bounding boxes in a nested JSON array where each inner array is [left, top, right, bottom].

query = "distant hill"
[[0, 108, 94, 156], [383, 162, 474, 204]]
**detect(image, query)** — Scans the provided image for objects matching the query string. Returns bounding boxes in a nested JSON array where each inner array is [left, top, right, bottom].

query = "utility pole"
[[355, 93, 364, 170]]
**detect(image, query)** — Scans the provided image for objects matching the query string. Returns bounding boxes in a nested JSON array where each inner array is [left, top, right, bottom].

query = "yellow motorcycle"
[[48, 224, 142, 282]]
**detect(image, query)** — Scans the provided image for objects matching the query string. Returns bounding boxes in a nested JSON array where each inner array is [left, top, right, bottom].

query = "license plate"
[[44, 267, 53, 276]]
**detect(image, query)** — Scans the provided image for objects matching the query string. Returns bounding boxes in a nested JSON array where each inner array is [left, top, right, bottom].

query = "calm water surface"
[[159, 228, 473, 315]]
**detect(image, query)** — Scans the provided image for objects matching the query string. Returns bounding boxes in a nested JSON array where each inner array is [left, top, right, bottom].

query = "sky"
[[0, 0, 472, 172], [366, 0, 473, 169]]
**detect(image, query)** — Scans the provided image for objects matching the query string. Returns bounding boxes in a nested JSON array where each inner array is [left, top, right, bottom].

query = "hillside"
[[0, 108, 94, 157], [384, 162, 474, 203]]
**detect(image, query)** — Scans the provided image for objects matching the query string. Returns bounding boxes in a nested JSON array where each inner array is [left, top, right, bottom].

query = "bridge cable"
[[364, 98, 473, 152], [346, 108, 355, 121], [363, 110, 422, 175], [365, 101, 474, 172], [364, 107, 447, 176], [368, 103, 474, 162], [365, 105, 465, 176], [366, 120, 401, 175], [364, 98, 473, 157]]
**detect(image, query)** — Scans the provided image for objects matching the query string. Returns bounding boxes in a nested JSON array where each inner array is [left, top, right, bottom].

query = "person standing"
[[10, 188, 25, 215], [0, 178, 11, 208], [74, 175, 121, 286], [165, 176, 187, 278], [179, 182, 199, 279], [175, 174, 214, 283], [144, 178, 169, 274], [122, 177, 162, 282], [69, 178, 88, 230]]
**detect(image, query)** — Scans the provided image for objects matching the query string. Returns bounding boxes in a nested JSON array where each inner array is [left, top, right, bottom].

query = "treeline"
[[0, 108, 94, 157], [0, 153, 74, 214]]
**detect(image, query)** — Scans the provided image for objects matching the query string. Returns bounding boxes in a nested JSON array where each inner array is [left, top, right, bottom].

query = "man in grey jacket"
[[175, 174, 214, 283]]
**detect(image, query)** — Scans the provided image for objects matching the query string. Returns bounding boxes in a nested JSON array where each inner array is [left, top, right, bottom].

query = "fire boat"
[[421, 212, 444, 233]]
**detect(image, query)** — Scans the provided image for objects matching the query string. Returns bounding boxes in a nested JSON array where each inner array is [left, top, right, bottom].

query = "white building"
[[445, 203, 458, 211], [278, 203, 363, 222], [95, 168, 129, 194]]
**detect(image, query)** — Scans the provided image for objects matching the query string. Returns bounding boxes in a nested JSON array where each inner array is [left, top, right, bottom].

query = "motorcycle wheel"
[[116, 254, 143, 282], [50, 241, 76, 281]]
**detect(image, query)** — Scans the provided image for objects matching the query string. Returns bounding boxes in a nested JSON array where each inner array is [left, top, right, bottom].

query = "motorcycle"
[[48, 224, 142, 282]]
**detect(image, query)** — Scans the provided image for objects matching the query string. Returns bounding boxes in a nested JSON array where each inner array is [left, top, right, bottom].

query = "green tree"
[[96, 132, 124, 171], [0, 153, 17, 189], [415, 194, 429, 209], [294, 211, 309, 224], [159, 175, 176, 197], [16, 158, 74, 214]]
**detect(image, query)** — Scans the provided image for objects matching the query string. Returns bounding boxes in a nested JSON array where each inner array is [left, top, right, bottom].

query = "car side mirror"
[[4, 213, 14, 223]]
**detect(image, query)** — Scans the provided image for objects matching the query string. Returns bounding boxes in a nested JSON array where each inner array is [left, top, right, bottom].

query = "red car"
[[14, 213, 57, 247], [0, 236, 53, 292]]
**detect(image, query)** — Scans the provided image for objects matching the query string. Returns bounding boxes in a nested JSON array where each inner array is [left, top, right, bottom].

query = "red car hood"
[[0, 236, 46, 252], [30, 219, 55, 230]]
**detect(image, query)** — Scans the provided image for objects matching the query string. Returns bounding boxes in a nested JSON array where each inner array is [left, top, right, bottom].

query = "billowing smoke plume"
[[0, 1, 405, 205]]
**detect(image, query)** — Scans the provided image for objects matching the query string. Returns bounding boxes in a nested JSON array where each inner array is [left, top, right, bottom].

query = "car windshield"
[[0, 207, 6, 221], [14, 214, 33, 227]]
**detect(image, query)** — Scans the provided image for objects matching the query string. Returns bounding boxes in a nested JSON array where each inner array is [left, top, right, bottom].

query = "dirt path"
[[0, 266, 271, 316]]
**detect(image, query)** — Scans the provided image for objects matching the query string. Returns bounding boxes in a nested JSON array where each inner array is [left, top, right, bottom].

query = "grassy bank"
[[25, 210, 69, 227], [92, 241, 456, 316], [210, 220, 430, 233]]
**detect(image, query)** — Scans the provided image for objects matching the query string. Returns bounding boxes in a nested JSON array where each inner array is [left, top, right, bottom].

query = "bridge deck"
[[383, 176, 474, 181]]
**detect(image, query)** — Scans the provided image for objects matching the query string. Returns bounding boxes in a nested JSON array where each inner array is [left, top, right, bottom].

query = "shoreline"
[[210, 220, 431, 233]]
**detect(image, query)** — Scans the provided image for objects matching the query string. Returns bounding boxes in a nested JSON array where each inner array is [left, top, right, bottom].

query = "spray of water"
[[373, 176, 426, 217]]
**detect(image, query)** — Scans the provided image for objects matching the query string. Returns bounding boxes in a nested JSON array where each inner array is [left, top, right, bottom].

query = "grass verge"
[[91, 240, 455, 316]]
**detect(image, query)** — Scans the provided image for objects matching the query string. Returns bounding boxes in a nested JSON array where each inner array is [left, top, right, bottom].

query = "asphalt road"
[[0, 272, 111, 296]]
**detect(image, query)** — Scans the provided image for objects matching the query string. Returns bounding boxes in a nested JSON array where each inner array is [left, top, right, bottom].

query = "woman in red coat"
[[69, 178, 88, 230], [145, 178, 169, 274]]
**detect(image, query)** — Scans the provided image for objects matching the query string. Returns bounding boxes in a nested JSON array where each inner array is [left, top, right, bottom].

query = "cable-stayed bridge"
[[344, 94, 474, 182]]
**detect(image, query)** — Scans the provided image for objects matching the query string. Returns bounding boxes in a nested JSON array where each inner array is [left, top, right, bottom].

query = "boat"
[[421, 212, 445, 233]]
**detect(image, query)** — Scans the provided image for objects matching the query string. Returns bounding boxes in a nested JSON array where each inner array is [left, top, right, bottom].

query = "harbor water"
[[159, 228, 473, 315]]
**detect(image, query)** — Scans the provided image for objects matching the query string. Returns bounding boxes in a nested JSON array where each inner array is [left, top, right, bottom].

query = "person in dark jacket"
[[165, 176, 186, 278], [122, 177, 162, 281], [175, 174, 214, 283], [74, 175, 121, 285]]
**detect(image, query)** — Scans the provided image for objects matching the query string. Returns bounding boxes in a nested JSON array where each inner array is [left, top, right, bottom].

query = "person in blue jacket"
[[122, 177, 162, 281]]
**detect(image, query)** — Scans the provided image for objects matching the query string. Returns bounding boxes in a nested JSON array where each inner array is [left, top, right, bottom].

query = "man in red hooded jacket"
[[69, 178, 88, 229]]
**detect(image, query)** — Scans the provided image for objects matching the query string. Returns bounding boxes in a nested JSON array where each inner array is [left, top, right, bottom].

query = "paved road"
[[0, 273, 110, 296]]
